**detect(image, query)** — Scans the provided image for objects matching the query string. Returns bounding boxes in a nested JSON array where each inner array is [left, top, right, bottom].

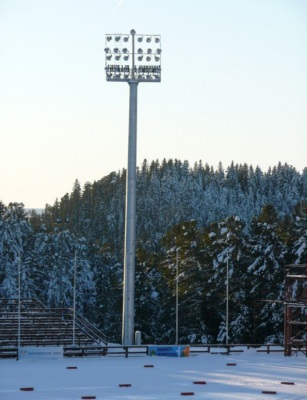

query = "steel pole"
[[226, 253, 229, 345], [122, 79, 138, 345], [175, 249, 179, 345], [18, 252, 21, 356], [73, 251, 77, 346]]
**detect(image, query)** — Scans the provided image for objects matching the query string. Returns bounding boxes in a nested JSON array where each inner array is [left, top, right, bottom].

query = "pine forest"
[[1, 160, 307, 345]]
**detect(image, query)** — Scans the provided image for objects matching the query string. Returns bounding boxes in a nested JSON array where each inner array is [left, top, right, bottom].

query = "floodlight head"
[[105, 30, 161, 82]]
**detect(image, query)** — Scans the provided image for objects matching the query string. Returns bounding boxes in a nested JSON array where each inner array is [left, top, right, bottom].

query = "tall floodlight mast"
[[105, 29, 161, 345]]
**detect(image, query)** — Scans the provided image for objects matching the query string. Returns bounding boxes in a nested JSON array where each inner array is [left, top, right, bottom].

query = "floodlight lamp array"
[[105, 65, 161, 82], [105, 31, 161, 82]]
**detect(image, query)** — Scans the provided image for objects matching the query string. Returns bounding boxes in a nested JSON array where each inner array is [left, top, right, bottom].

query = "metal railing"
[[0, 343, 289, 359], [0, 298, 108, 347]]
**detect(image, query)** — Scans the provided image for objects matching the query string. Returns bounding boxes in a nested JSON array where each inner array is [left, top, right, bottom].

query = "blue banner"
[[18, 346, 63, 360], [148, 345, 190, 357]]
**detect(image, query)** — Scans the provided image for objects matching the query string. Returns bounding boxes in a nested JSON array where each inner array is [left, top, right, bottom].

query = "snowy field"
[[0, 348, 306, 400]]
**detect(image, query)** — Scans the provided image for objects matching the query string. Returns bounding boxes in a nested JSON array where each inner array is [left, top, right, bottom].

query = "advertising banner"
[[18, 346, 63, 360], [148, 345, 190, 357]]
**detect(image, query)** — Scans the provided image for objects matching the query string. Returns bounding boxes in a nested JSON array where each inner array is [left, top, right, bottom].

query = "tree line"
[[0, 160, 306, 344]]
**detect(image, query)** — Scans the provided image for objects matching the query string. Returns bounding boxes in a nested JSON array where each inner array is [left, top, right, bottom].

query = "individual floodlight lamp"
[[104, 30, 161, 346]]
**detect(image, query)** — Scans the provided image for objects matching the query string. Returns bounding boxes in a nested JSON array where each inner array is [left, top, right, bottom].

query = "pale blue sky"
[[1, 0, 306, 208]]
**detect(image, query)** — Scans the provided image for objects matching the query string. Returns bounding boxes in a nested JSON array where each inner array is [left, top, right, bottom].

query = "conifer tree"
[[134, 247, 166, 343], [291, 201, 307, 264], [247, 205, 287, 343], [93, 243, 122, 343], [159, 221, 207, 343], [204, 216, 251, 343], [0, 203, 34, 298]]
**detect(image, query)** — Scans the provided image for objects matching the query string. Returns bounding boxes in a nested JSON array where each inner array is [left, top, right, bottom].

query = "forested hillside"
[[1, 160, 306, 344]]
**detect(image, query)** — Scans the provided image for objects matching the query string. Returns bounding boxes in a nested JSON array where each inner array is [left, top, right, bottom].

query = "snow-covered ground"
[[0, 348, 306, 399]]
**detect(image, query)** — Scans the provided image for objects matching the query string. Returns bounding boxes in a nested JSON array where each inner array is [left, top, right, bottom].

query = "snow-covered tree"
[[204, 216, 251, 343], [0, 203, 34, 298], [159, 220, 208, 343], [134, 247, 167, 343], [32, 224, 95, 314], [93, 243, 122, 343], [290, 201, 307, 264], [247, 205, 287, 343]]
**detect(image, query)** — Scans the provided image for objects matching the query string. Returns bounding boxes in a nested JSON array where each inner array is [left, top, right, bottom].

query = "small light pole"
[[17, 252, 21, 356], [175, 248, 179, 345], [226, 252, 229, 346], [72, 251, 77, 346], [105, 29, 161, 345]]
